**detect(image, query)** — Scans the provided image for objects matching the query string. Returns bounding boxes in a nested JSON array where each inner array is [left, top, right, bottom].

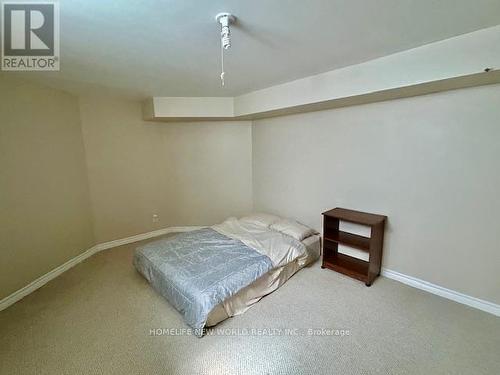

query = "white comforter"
[[212, 217, 307, 267]]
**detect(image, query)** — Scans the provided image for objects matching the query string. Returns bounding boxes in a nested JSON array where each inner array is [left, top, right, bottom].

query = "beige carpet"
[[1, 234, 499, 375]]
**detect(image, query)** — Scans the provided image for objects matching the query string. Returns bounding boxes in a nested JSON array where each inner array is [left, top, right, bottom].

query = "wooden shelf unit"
[[322, 208, 387, 286]]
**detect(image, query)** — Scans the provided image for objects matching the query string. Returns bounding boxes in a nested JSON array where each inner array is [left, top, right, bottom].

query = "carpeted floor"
[[1, 234, 499, 375]]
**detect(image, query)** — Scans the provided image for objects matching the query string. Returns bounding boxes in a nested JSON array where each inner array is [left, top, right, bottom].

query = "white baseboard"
[[2, 228, 498, 317], [94, 226, 206, 251], [0, 226, 203, 312], [381, 268, 500, 317], [0, 245, 100, 311]]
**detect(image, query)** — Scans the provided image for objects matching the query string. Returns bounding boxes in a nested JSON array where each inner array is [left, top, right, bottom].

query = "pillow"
[[270, 219, 317, 241], [239, 213, 281, 228]]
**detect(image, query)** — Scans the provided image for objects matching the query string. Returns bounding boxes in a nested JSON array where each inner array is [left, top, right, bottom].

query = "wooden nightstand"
[[322, 208, 387, 286]]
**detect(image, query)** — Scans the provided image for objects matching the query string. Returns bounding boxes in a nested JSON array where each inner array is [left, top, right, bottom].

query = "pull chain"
[[220, 41, 225, 86], [215, 13, 235, 87]]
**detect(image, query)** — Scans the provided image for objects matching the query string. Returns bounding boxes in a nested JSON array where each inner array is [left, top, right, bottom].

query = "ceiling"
[[12, 0, 500, 98]]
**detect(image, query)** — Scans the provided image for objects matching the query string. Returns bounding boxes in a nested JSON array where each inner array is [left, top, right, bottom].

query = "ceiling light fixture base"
[[215, 13, 236, 25]]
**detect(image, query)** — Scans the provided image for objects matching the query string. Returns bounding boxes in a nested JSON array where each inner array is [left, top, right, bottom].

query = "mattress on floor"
[[134, 217, 320, 334], [206, 233, 321, 326]]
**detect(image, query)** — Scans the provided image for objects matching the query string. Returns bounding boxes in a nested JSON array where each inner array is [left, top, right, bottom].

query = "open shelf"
[[322, 207, 387, 286], [322, 253, 369, 283], [324, 231, 370, 252], [322, 208, 386, 226]]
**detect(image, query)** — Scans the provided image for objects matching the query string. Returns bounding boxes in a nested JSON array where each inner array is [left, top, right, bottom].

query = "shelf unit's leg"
[[321, 217, 339, 270], [367, 221, 385, 285]]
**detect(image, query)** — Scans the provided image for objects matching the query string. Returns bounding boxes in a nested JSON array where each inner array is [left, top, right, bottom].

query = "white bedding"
[[207, 218, 321, 326], [213, 217, 309, 267]]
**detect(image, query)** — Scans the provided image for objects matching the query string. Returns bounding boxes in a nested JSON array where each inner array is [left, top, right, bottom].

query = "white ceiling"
[[13, 0, 500, 98]]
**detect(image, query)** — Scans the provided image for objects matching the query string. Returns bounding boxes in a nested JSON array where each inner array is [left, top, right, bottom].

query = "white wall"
[[79, 95, 253, 243], [0, 76, 95, 300], [3, 75, 498, 308], [252, 84, 500, 304]]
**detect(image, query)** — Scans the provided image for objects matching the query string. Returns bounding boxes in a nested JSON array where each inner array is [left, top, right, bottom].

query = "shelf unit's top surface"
[[322, 207, 386, 226]]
